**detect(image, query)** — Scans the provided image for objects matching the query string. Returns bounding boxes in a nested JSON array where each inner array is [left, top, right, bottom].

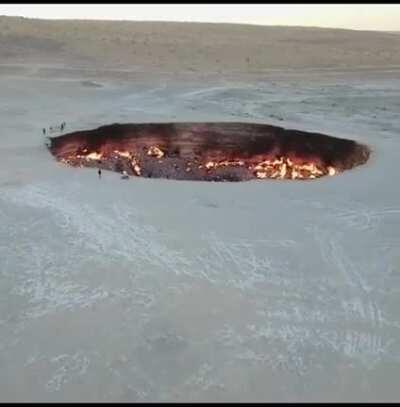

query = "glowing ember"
[[255, 171, 267, 179], [251, 156, 329, 180], [86, 152, 103, 161], [114, 150, 132, 159], [147, 146, 164, 159], [55, 148, 341, 181], [133, 164, 141, 175], [217, 160, 245, 168], [130, 156, 141, 176]]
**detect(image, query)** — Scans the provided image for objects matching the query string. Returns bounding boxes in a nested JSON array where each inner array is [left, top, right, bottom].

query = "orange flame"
[[86, 152, 103, 161], [60, 145, 338, 180], [251, 156, 333, 180], [147, 146, 164, 159], [114, 150, 132, 159]]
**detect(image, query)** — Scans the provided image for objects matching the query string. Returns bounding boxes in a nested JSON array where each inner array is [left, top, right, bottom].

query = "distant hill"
[[1, 16, 400, 73]]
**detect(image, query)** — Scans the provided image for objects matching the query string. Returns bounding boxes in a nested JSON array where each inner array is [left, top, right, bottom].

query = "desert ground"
[[0, 16, 400, 402]]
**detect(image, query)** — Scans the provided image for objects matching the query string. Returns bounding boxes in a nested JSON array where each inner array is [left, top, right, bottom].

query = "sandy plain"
[[0, 16, 400, 402]]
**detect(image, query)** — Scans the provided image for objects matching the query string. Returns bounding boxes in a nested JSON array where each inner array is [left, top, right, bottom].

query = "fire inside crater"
[[47, 122, 370, 182]]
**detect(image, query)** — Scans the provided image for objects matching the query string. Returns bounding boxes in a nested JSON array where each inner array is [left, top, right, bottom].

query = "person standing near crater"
[[98, 168, 102, 179]]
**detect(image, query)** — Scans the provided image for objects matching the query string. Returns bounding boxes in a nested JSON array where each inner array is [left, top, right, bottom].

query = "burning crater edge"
[[47, 122, 371, 182]]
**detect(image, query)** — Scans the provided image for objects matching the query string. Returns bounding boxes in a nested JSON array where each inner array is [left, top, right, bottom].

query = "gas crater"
[[47, 122, 370, 182]]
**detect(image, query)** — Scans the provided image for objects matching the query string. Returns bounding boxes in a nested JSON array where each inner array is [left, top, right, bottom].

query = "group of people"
[[42, 122, 130, 182], [42, 121, 66, 135]]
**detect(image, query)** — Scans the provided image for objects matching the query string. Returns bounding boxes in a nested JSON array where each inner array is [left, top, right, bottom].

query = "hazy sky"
[[1, 4, 400, 31]]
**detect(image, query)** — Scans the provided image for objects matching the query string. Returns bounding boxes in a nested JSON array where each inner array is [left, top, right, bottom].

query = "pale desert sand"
[[1, 15, 400, 75], [0, 16, 400, 402]]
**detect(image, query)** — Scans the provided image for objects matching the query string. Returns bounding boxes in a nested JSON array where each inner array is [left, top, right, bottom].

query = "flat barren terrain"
[[1, 15, 400, 74], [0, 16, 400, 402]]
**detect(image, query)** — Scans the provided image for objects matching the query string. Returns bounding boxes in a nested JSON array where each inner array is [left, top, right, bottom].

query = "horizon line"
[[1, 14, 398, 34]]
